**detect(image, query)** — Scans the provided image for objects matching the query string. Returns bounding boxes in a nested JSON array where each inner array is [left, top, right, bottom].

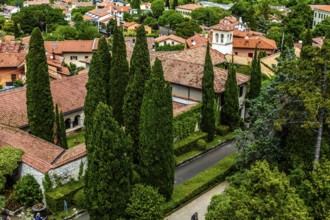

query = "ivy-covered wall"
[[173, 104, 201, 142]]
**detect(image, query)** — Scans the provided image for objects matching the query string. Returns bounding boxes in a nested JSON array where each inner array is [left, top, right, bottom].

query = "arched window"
[[215, 33, 219, 43], [73, 115, 81, 127], [65, 118, 71, 129], [220, 34, 224, 43]]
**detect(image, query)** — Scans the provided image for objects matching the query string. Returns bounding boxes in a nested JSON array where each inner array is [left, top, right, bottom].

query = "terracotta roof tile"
[[0, 74, 88, 128], [0, 52, 26, 67], [53, 143, 86, 168], [176, 4, 204, 10], [233, 36, 277, 50], [155, 34, 186, 44], [173, 102, 197, 116], [44, 39, 98, 54], [233, 29, 263, 38], [210, 22, 236, 31], [313, 5, 330, 12], [186, 34, 208, 49], [123, 21, 138, 28]]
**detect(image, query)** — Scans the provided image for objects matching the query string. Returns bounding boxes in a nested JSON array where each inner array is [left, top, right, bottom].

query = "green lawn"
[[67, 131, 85, 148]]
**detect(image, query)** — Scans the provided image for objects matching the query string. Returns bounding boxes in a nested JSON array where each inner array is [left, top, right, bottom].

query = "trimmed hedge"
[[162, 153, 237, 214], [216, 125, 230, 135], [173, 104, 201, 141], [173, 132, 207, 156], [45, 181, 84, 213], [73, 189, 86, 209]]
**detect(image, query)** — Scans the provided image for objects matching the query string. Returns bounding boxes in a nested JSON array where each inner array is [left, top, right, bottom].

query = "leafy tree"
[[51, 25, 79, 40], [109, 27, 129, 125], [72, 12, 83, 22], [0, 146, 23, 191], [3, 20, 14, 33], [191, 7, 227, 26], [13, 21, 19, 38], [313, 17, 330, 37], [12, 5, 67, 34], [0, 16, 5, 29], [54, 105, 67, 148], [201, 44, 215, 141], [303, 28, 312, 47], [126, 184, 165, 220], [220, 61, 239, 128], [71, 6, 95, 16], [139, 59, 174, 199], [26, 27, 54, 142], [75, 21, 101, 40], [131, 0, 140, 9], [42, 172, 52, 192], [206, 161, 309, 219], [158, 10, 184, 29], [266, 26, 284, 48], [123, 25, 151, 163], [14, 174, 43, 206], [59, 111, 68, 149], [172, 0, 178, 9], [143, 17, 158, 28], [175, 21, 202, 39], [247, 49, 261, 99], [165, 0, 170, 8], [85, 103, 132, 219], [151, 0, 165, 18]]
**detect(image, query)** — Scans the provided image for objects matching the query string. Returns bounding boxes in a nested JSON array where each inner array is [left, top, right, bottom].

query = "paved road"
[[174, 141, 235, 186], [75, 141, 235, 220]]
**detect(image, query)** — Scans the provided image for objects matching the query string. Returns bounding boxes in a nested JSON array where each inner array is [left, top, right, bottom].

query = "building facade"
[[312, 5, 330, 28]]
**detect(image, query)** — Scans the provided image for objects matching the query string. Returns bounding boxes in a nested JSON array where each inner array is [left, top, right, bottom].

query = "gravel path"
[[165, 181, 229, 220]]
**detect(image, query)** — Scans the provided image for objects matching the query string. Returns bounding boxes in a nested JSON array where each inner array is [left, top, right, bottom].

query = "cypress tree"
[[123, 25, 151, 163], [85, 102, 132, 219], [172, 0, 178, 9], [59, 111, 68, 149], [26, 27, 54, 142], [131, 0, 140, 9], [220, 61, 240, 128], [109, 27, 129, 125], [201, 44, 215, 141], [139, 58, 174, 200], [97, 37, 111, 102], [248, 48, 261, 99], [13, 21, 19, 39], [84, 52, 106, 146], [54, 104, 60, 145]]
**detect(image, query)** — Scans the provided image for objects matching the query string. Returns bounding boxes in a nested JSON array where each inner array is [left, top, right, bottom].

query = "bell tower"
[[210, 21, 235, 55]]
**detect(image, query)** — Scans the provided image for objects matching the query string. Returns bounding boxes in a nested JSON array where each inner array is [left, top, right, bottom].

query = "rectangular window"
[[235, 52, 238, 55], [85, 56, 89, 59], [248, 52, 253, 58], [11, 74, 16, 82], [70, 56, 78, 60], [239, 86, 244, 97]]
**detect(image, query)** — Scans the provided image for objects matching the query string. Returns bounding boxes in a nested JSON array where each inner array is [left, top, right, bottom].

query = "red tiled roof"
[[0, 74, 88, 128], [87, 7, 111, 17], [176, 4, 204, 10], [0, 42, 25, 53], [210, 22, 236, 31], [221, 16, 240, 25], [233, 36, 277, 50], [0, 124, 87, 173], [186, 34, 208, 49], [233, 29, 263, 38], [312, 5, 330, 12], [44, 39, 99, 54], [0, 52, 26, 67], [0, 124, 64, 173], [155, 34, 186, 44], [173, 102, 197, 116], [123, 21, 138, 28]]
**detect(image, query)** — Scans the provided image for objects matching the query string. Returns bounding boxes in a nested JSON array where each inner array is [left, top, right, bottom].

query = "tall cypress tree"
[[248, 48, 262, 99], [85, 102, 132, 219], [139, 58, 174, 200], [13, 21, 19, 39], [220, 61, 240, 128], [97, 37, 111, 102], [54, 104, 60, 145], [123, 25, 151, 163], [59, 111, 68, 149], [84, 52, 106, 146], [26, 27, 54, 142], [201, 44, 215, 141], [109, 27, 129, 125], [172, 0, 178, 9], [165, 0, 170, 8]]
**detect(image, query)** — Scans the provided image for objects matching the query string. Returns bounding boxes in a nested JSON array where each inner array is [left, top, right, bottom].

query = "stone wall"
[[19, 163, 45, 191]]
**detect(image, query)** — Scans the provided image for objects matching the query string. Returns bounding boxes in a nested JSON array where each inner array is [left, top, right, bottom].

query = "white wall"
[[313, 9, 330, 28], [20, 163, 45, 192]]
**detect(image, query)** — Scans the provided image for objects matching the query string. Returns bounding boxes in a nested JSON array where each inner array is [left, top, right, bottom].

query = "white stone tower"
[[210, 21, 235, 55]]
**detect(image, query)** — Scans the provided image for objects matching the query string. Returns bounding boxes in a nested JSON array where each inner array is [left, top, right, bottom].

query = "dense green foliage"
[[109, 27, 129, 125], [54, 105, 67, 149], [191, 7, 228, 26], [0, 147, 23, 191], [248, 49, 262, 99], [155, 43, 185, 51], [46, 180, 84, 213], [14, 174, 43, 207], [126, 184, 165, 220], [139, 59, 174, 200], [98, 37, 111, 103], [201, 45, 215, 141], [175, 21, 203, 39], [131, 0, 140, 9], [174, 132, 208, 156], [206, 161, 309, 219], [313, 17, 330, 37], [173, 104, 201, 141], [151, 0, 165, 18], [12, 5, 67, 34], [42, 172, 52, 192], [220, 61, 240, 128], [26, 28, 54, 142], [158, 10, 184, 29], [123, 25, 151, 163], [85, 103, 132, 219], [59, 112, 68, 149]]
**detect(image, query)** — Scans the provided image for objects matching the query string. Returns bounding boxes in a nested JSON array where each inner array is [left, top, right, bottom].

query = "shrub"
[[73, 189, 86, 209], [42, 172, 52, 192], [0, 84, 3, 89], [196, 139, 206, 151], [14, 174, 43, 207], [126, 184, 165, 220], [78, 161, 84, 180], [216, 125, 230, 135], [45, 181, 84, 213], [13, 79, 24, 87], [174, 132, 207, 156]]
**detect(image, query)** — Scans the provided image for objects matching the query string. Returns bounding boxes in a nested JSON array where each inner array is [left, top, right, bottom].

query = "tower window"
[[221, 34, 224, 43], [215, 33, 219, 42]]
